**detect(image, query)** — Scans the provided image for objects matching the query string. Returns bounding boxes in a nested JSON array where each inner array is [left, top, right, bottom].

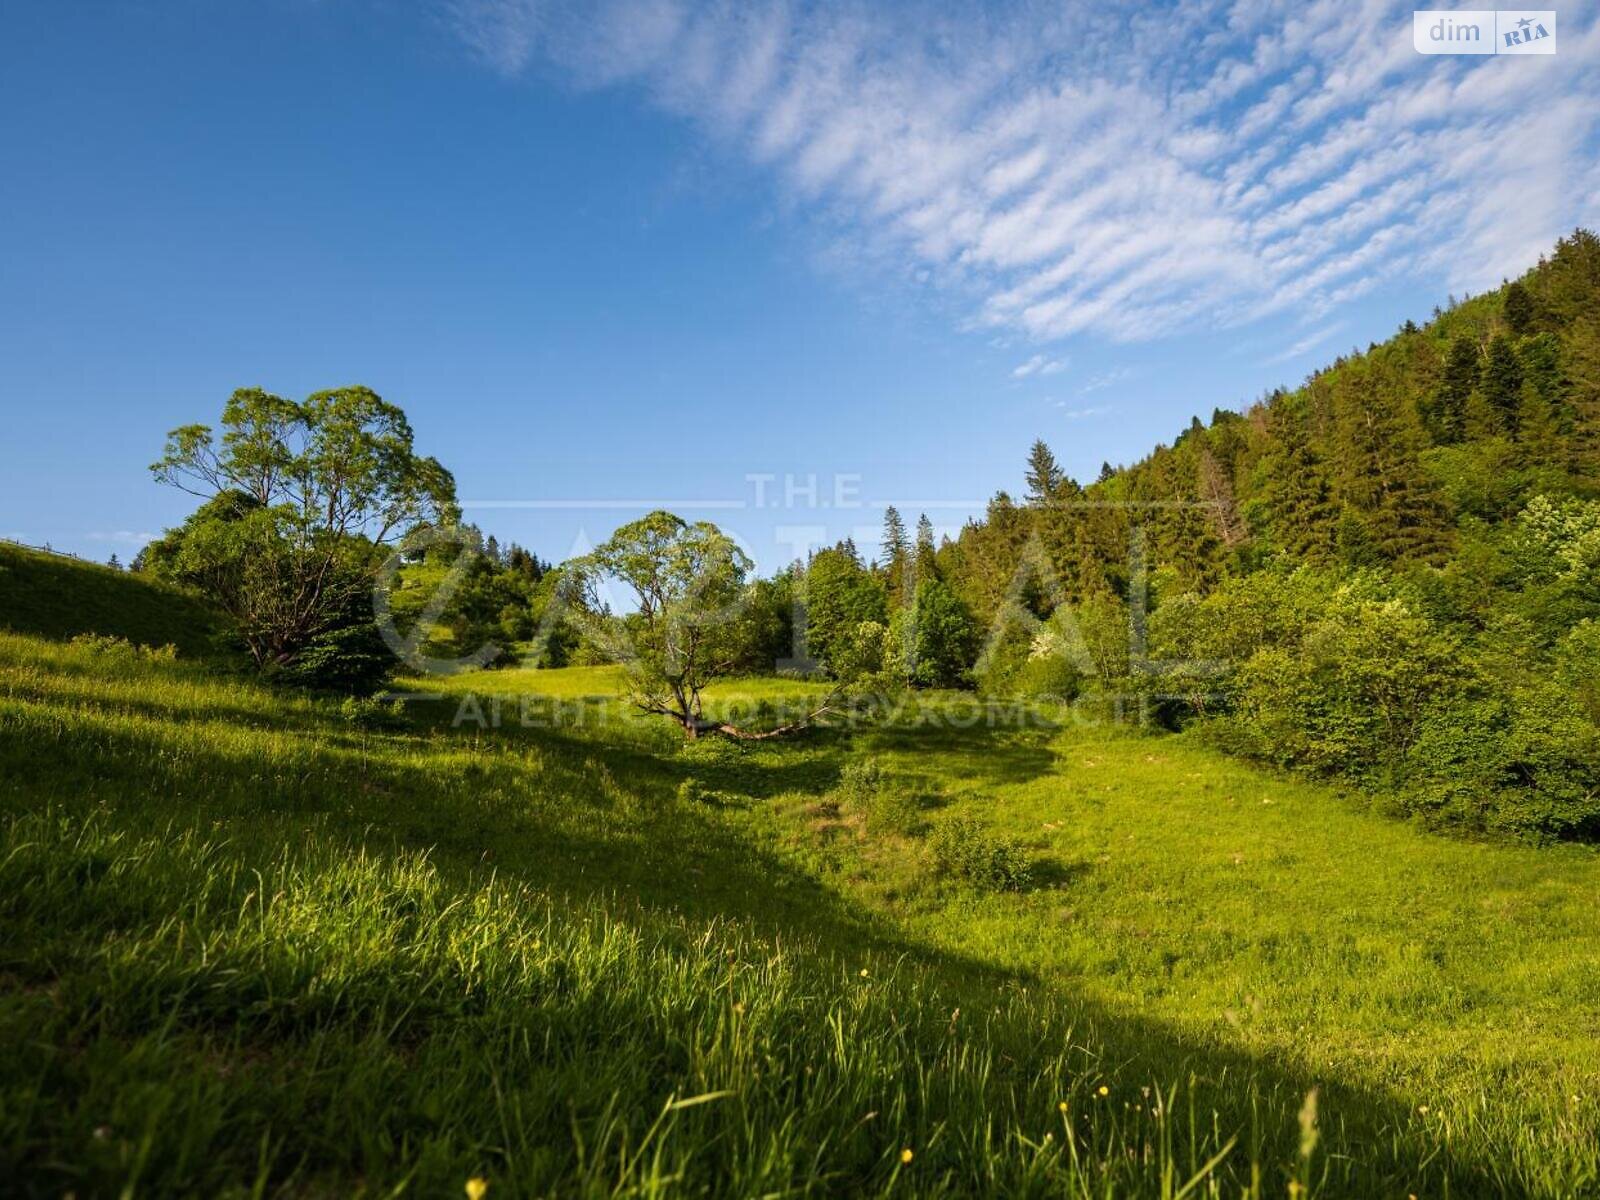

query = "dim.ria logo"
[[1412, 9, 1557, 54]]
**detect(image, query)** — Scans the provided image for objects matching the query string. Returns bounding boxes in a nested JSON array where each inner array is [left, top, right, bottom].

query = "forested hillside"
[[773, 231, 1600, 840], [913, 230, 1600, 839]]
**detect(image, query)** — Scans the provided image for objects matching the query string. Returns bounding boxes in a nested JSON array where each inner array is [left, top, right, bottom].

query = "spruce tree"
[[1329, 360, 1450, 563], [1024, 439, 1064, 505], [1431, 334, 1480, 444], [1504, 281, 1535, 335], [1483, 334, 1524, 430], [914, 513, 937, 579], [1516, 380, 1561, 454], [881, 505, 910, 601]]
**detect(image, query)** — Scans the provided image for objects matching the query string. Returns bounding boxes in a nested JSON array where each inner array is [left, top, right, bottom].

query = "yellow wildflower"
[[900, 1148, 914, 1164], [465, 1179, 489, 1200]]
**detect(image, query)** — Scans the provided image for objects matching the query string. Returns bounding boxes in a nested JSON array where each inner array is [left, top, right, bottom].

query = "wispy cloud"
[[1055, 403, 1111, 420], [1012, 353, 1066, 379], [447, 0, 1600, 344], [1262, 321, 1346, 365], [1077, 366, 1136, 395], [87, 530, 156, 545]]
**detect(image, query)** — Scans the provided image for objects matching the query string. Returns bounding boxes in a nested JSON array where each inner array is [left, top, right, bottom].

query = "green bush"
[[1403, 683, 1600, 840], [930, 816, 1032, 892], [1226, 592, 1464, 777], [273, 615, 395, 696], [837, 756, 920, 834], [977, 622, 1085, 701], [68, 633, 179, 662]]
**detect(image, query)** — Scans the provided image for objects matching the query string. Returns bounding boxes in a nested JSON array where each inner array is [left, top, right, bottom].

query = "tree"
[[576, 512, 842, 738], [1430, 335, 1480, 444], [1197, 448, 1246, 548], [1483, 334, 1524, 429], [1504, 281, 1535, 336], [1243, 403, 1337, 560], [151, 386, 456, 671], [914, 513, 938, 579], [881, 505, 910, 601], [1327, 361, 1450, 563], [804, 544, 888, 677], [889, 578, 979, 688], [1024, 439, 1064, 505]]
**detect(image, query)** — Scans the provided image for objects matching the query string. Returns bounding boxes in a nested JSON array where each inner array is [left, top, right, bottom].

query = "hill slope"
[[0, 542, 219, 656], [3, 635, 1598, 1196]]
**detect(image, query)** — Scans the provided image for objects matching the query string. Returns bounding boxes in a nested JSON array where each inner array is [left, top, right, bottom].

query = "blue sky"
[[2, 0, 1597, 572]]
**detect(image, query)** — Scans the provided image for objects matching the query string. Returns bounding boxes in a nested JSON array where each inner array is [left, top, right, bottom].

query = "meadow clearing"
[[3, 610, 1598, 1196]]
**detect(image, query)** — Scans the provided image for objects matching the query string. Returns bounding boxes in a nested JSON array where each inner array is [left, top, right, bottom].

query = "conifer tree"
[[914, 513, 937, 578], [1328, 360, 1450, 562], [1431, 334, 1480, 444], [1516, 379, 1561, 454], [1024, 439, 1065, 505], [1564, 313, 1600, 477], [1247, 415, 1337, 561], [1504, 281, 1535, 335], [1197, 447, 1246, 548], [1483, 334, 1524, 430], [881, 505, 910, 601]]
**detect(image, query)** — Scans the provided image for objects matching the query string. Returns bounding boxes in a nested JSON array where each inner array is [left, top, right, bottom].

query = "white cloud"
[[1261, 321, 1346, 364], [446, 0, 1600, 344], [87, 530, 156, 545], [1077, 366, 1137, 395], [1012, 353, 1066, 378]]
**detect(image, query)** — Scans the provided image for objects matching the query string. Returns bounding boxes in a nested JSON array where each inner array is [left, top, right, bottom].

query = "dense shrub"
[[1403, 684, 1600, 840], [837, 757, 920, 834], [273, 612, 395, 696], [930, 816, 1032, 892], [1150, 548, 1600, 839], [68, 633, 179, 663], [1227, 593, 1465, 777], [976, 619, 1085, 701]]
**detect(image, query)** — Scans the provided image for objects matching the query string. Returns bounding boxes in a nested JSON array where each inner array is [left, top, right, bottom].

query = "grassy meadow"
[[3, 613, 1599, 1197]]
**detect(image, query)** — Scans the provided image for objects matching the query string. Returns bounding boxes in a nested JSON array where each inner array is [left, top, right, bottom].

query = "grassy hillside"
[[0, 542, 219, 656], [3, 634, 1597, 1196]]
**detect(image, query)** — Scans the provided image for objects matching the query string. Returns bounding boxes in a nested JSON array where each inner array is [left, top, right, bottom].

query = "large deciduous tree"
[[151, 386, 456, 673], [576, 512, 843, 738]]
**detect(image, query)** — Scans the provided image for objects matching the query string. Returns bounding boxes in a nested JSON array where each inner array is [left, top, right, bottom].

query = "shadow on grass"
[[0, 705, 1535, 1199]]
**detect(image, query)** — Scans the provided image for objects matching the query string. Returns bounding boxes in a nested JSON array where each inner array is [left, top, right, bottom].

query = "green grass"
[[3, 632, 1599, 1196], [0, 543, 218, 655]]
